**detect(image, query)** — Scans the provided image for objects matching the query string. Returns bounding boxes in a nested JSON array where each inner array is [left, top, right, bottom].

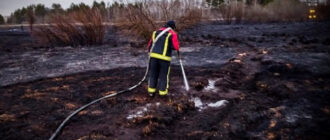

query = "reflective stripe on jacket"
[[147, 27, 179, 61]]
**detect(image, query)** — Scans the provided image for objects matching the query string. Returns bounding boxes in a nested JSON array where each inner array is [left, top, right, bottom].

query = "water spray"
[[178, 52, 190, 91]]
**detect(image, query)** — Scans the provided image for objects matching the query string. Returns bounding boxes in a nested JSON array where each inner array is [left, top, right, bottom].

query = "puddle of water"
[[208, 100, 229, 107], [204, 79, 219, 92], [190, 97, 228, 111], [285, 112, 313, 123], [126, 102, 160, 120], [192, 97, 203, 108], [126, 108, 147, 120]]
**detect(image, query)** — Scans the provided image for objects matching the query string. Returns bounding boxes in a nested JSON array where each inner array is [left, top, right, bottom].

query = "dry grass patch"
[[44, 85, 70, 92], [117, 0, 203, 42], [211, 0, 309, 23], [0, 113, 16, 122], [65, 103, 77, 110], [33, 8, 106, 47], [21, 90, 46, 100]]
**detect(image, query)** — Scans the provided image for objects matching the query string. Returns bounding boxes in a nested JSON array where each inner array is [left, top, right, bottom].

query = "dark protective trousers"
[[148, 58, 171, 95]]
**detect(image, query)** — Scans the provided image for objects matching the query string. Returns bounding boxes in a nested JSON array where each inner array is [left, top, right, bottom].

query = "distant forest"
[[0, 0, 279, 25], [4, 1, 109, 24]]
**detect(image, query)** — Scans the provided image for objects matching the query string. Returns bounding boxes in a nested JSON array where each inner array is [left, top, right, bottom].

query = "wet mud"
[[1, 22, 330, 139]]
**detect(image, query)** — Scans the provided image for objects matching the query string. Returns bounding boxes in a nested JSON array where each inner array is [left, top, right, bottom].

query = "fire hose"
[[49, 27, 189, 140]]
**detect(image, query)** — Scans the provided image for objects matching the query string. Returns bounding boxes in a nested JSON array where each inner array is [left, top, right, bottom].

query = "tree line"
[[1, 1, 115, 24], [0, 0, 279, 25], [205, 0, 276, 7]]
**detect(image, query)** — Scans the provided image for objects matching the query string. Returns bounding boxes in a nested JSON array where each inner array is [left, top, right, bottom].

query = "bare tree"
[[0, 14, 5, 24], [26, 6, 35, 32]]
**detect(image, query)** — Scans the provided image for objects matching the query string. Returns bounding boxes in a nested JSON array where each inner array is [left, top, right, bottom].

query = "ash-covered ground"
[[0, 22, 329, 140]]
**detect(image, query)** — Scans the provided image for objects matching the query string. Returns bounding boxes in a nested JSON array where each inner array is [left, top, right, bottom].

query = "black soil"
[[0, 22, 330, 140]]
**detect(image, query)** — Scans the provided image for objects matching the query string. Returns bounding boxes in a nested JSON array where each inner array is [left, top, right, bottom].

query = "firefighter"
[[147, 20, 180, 96]]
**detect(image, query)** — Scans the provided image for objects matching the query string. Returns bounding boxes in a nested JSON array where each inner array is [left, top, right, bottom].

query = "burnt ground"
[[0, 22, 330, 140]]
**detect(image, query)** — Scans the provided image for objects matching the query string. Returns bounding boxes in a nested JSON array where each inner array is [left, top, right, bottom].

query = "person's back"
[[147, 20, 179, 96]]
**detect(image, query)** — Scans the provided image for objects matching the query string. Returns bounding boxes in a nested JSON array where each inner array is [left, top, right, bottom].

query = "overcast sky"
[[0, 0, 116, 16]]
